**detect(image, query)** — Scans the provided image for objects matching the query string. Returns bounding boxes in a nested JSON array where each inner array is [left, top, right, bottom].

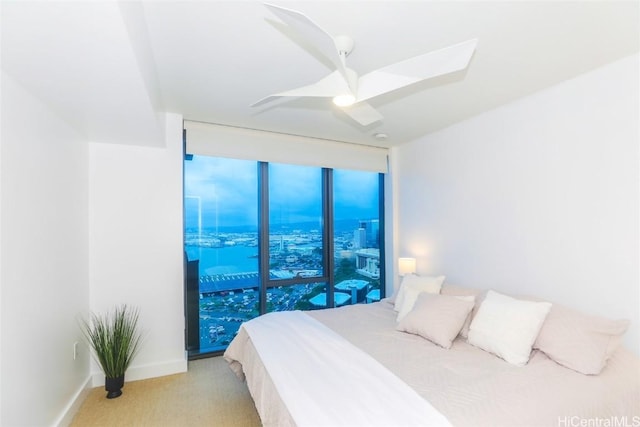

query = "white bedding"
[[241, 311, 450, 426], [225, 300, 640, 426]]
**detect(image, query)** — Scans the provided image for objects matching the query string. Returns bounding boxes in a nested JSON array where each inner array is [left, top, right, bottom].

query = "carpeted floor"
[[71, 356, 261, 427]]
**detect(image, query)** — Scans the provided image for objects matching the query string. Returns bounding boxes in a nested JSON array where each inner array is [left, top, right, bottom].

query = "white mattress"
[[225, 300, 640, 426]]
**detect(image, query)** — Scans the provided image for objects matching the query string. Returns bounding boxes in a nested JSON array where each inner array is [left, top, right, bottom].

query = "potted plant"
[[80, 305, 143, 399]]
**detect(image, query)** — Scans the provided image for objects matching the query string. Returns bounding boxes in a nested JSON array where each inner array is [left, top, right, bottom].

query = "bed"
[[224, 282, 640, 426]]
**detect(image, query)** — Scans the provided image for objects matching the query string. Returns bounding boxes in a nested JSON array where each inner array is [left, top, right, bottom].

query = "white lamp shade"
[[398, 257, 416, 276]]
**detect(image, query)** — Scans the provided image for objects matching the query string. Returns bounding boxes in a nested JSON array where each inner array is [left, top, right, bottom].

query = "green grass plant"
[[81, 305, 143, 379]]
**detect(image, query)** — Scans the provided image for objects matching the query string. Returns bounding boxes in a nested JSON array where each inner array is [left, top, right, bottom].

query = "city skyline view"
[[185, 220, 382, 351], [184, 155, 384, 354]]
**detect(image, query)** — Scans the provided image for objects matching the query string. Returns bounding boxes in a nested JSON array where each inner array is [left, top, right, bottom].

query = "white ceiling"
[[2, 1, 638, 148]]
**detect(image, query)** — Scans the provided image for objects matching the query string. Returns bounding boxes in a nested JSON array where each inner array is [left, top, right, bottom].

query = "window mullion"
[[378, 173, 386, 299], [258, 161, 269, 315], [323, 168, 335, 308]]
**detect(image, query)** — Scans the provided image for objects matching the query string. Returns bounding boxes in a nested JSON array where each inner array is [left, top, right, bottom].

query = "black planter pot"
[[105, 375, 125, 399]]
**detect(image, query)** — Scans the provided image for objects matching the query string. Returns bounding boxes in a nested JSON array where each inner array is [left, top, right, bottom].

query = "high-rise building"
[[367, 219, 380, 248], [354, 219, 380, 249], [355, 248, 380, 279], [353, 227, 366, 249]]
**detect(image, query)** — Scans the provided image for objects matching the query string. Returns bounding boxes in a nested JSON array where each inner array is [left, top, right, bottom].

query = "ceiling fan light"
[[332, 94, 356, 107]]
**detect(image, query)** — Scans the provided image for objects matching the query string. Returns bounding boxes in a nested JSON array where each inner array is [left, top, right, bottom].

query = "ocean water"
[[185, 245, 259, 276]]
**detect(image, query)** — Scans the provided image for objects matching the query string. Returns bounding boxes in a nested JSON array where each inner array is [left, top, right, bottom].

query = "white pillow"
[[393, 274, 415, 310], [467, 290, 552, 366], [394, 274, 445, 321]]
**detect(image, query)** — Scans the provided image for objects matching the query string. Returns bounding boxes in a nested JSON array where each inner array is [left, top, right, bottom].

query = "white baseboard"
[[53, 375, 92, 427], [90, 358, 188, 386]]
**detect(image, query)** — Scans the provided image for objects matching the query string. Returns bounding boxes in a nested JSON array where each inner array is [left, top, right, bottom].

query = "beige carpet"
[[71, 356, 261, 427]]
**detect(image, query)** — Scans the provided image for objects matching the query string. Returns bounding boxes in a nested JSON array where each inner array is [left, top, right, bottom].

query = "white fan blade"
[[355, 38, 478, 103], [339, 102, 383, 126], [263, 3, 348, 79], [251, 70, 349, 107]]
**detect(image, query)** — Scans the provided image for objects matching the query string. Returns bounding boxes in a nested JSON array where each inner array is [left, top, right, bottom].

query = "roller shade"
[[184, 120, 388, 173]]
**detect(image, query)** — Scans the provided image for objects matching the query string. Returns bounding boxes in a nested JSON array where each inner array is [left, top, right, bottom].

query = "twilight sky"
[[184, 156, 380, 229]]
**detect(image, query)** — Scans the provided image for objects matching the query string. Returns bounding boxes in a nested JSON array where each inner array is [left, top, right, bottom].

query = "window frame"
[[184, 155, 385, 357]]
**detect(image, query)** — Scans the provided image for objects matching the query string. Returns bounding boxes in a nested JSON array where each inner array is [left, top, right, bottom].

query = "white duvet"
[[225, 301, 640, 426], [240, 310, 450, 427]]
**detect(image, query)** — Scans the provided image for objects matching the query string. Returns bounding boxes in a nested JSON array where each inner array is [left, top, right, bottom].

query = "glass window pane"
[[184, 155, 385, 355], [268, 163, 323, 279], [333, 169, 382, 304], [184, 156, 259, 353]]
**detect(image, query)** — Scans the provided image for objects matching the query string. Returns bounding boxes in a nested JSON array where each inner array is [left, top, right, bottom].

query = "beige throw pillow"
[[394, 274, 445, 321], [440, 284, 485, 338], [397, 293, 475, 349], [533, 305, 629, 375]]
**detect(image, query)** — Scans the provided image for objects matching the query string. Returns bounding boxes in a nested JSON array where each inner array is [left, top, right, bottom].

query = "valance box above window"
[[183, 120, 389, 173]]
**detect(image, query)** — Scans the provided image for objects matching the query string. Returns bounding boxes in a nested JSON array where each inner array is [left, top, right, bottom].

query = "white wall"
[[0, 73, 185, 424], [88, 113, 186, 384], [0, 70, 90, 426], [394, 54, 639, 354]]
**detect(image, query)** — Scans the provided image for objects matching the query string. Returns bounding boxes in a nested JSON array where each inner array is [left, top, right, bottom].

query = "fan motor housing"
[[334, 35, 354, 57]]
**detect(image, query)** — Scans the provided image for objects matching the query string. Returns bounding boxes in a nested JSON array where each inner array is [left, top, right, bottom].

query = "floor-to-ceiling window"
[[184, 155, 385, 356], [333, 169, 383, 306], [182, 122, 387, 357], [184, 157, 259, 354]]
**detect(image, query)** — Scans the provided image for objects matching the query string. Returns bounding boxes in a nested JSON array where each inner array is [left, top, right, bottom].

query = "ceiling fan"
[[252, 3, 478, 126]]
